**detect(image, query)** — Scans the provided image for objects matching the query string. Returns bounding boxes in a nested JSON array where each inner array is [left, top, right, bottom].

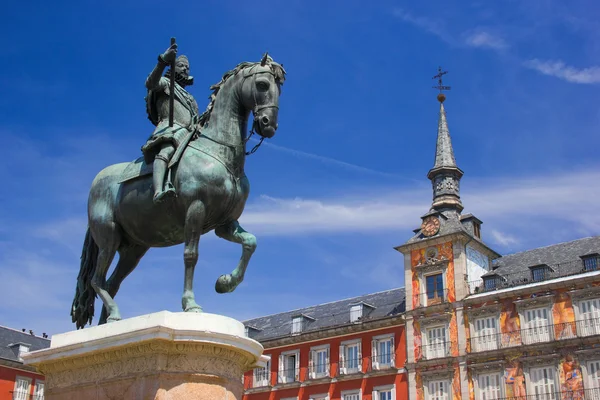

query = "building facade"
[[0, 326, 49, 400], [394, 92, 600, 400], [242, 289, 408, 400]]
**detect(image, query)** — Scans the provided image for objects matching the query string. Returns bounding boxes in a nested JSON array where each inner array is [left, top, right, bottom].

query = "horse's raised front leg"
[[182, 200, 205, 312], [214, 220, 256, 293]]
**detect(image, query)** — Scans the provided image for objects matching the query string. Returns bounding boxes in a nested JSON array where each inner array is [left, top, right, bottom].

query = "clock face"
[[421, 216, 440, 237]]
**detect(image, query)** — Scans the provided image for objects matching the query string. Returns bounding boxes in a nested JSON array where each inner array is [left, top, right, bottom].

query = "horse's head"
[[240, 53, 286, 139]]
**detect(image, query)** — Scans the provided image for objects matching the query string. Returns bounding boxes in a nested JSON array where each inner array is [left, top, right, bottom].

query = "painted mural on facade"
[[449, 312, 459, 357], [499, 300, 521, 347], [452, 364, 461, 400], [415, 370, 424, 400], [411, 242, 455, 308], [504, 358, 526, 398], [560, 353, 584, 396], [414, 319, 422, 361], [466, 245, 489, 293], [553, 292, 577, 340]]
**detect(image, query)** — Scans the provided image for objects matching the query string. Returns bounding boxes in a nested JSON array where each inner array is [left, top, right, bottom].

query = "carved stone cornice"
[[415, 260, 450, 275], [468, 360, 504, 373], [568, 286, 600, 301], [414, 311, 453, 327], [520, 352, 561, 367], [419, 362, 455, 380], [575, 348, 600, 361], [514, 294, 555, 310], [465, 304, 502, 319]]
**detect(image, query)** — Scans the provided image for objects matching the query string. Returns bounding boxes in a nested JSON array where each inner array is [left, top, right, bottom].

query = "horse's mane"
[[197, 56, 286, 129]]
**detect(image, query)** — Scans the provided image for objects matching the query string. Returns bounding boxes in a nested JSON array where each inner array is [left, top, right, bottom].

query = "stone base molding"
[[23, 311, 267, 400]]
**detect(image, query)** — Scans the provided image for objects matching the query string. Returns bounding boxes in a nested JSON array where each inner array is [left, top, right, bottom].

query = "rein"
[[196, 64, 278, 156]]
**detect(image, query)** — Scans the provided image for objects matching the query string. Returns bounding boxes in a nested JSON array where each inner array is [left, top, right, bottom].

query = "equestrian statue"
[[70, 39, 286, 329]]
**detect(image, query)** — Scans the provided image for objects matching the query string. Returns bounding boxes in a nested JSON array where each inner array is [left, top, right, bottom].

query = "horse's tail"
[[70, 227, 99, 329]]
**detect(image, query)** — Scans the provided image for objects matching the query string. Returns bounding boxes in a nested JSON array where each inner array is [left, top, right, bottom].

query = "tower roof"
[[427, 100, 463, 180]]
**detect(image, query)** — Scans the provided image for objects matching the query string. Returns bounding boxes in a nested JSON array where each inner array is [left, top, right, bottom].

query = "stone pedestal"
[[23, 311, 267, 400]]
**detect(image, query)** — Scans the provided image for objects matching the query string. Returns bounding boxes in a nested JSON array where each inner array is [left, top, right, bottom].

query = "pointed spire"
[[427, 93, 464, 213]]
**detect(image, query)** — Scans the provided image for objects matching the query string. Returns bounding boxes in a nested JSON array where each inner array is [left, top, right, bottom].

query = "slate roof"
[[243, 288, 406, 342], [429, 102, 460, 171], [0, 326, 50, 363], [480, 236, 600, 286]]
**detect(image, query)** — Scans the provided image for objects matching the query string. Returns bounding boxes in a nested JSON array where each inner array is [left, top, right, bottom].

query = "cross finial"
[[432, 66, 451, 103]]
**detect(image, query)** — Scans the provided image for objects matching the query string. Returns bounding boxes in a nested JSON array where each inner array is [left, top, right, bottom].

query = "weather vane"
[[432, 66, 450, 102]]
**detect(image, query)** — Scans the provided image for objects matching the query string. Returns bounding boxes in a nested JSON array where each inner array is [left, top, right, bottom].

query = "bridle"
[[197, 61, 279, 156]]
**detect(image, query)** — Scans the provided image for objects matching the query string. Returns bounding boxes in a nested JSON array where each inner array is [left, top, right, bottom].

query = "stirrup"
[[153, 187, 177, 204]]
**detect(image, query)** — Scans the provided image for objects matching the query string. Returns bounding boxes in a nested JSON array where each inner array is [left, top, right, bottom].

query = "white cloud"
[[524, 59, 600, 84], [464, 30, 508, 50], [392, 8, 454, 45], [490, 229, 520, 247]]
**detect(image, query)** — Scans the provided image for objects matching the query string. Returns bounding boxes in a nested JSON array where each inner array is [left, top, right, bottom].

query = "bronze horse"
[[71, 55, 285, 328]]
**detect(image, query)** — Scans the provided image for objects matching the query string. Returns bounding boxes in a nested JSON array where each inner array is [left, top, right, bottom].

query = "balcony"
[[413, 288, 451, 308], [308, 362, 330, 379], [366, 354, 396, 372], [492, 388, 600, 400], [468, 259, 599, 295], [467, 319, 600, 353], [337, 358, 363, 375], [252, 369, 270, 388], [420, 340, 452, 360], [277, 368, 299, 384]]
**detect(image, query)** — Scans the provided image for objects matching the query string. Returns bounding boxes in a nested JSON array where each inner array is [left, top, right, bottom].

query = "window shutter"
[[357, 341, 363, 372], [295, 351, 300, 381], [340, 344, 346, 374], [372, 339, 378, 370], [278, 354, 284, 383], [326, 346, 330, 376], [309, 350, 315, 379], [390, 336, 396, 367], [372, 390, 379, 400]]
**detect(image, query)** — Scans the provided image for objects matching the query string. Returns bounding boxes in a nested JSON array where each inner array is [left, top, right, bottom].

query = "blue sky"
[[1, 0, 599, 337]]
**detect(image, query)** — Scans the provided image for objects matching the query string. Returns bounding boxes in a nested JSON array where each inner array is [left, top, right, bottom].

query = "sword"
[[168, 37, 176, 128]]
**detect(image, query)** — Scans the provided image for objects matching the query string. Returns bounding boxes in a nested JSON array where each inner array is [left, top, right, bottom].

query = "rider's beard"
[[165, 70, 194, 86]]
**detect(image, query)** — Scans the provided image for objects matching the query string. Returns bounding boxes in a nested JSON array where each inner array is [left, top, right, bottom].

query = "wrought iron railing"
[[308, 362, 330, 379], [467, 319, 600, 353], [419, 340, 452, 360], [493, 387, 600, 400], [413, 288, 451, 308], [337, 358, 363, 375], [252, 368, 270, 387], [468, 259, 600, 295], [277, 368, 299, 384], [366, 354, 396, 372]]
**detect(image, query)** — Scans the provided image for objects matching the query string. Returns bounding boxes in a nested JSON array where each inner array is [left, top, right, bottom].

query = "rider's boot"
[[153, 155, 176, 204]]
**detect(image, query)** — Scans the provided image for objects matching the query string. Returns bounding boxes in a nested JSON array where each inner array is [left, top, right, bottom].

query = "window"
[[13, 377, 31, 400], [292, 316, 304, 334], [253, 357, 270, 387], [350, 304, 363, 322], [373, 385, 395, 400], [522, 308, 552, 344], [578, 299, 600, 336], [33, 381, 45, 400], [309, 395, 329, 400], [583, 255, 600, 272], [587, 360, 600, 389], [426, 273, 444, 305], [531, 265, 548, 282], [426, 326, 448, 359], [472, 316, 498, 352], [309, 345, 330, 379], [483, 276, 497, 291], [339, 340, 362, 374], [372, 335, 395, 369], [427, 380, 450, 400], [473, 223, 481, 239], [342, 390, 361, 400], [278, 351, 300, 383], [529, 366, 557, 397], [478, 373, 502, 400]]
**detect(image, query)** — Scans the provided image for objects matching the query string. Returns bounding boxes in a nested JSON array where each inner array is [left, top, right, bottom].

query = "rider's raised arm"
[[145, 56, 169, 91]]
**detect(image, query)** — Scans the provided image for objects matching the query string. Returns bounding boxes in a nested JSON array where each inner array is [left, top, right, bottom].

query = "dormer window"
[[350, 304, 363, 323], [582, 254, 600, 272], [473, 223, 481, 239], [483, 276, 497, 291], [9, 343, 30, 361], [292, 316, 303, 334], [530, 265, 549, 282]]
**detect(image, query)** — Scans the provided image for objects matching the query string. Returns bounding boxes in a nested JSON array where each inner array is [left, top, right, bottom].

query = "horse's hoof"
[[184, 305, 203, 313], [106, 316, 121, 323], [215, 275, 233, 294]]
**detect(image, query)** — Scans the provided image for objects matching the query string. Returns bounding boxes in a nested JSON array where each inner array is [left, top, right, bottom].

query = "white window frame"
[[309, 344, 330, 379], [422, 270, 447, 307], [373, 384, 395, 400], [339, 339, 362, 374], [13, 376, 32, 400], [475, 371, 504, 400], [424, 324, 449, 359], [252, 354, 270, 387], [425, 379, 450, 400], [32, 380, 45, 400], [575, 298, 600, 337], [309, 394, 329, 400], [279, 349, 300, 384], [519, 306, 554, 345], [525, 365, 558, 398], [350, 304, 363, 323], [292, 316, 304, 334], [583, 359, 600, 390], [371, 333, 395, 370], [341, 389, 362, 400], [471, 315, 500, 352]]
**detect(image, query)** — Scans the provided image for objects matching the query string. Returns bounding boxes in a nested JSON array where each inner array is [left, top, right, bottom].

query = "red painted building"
[[0, 326, 49, 400], [242, 288, 407, 400]]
